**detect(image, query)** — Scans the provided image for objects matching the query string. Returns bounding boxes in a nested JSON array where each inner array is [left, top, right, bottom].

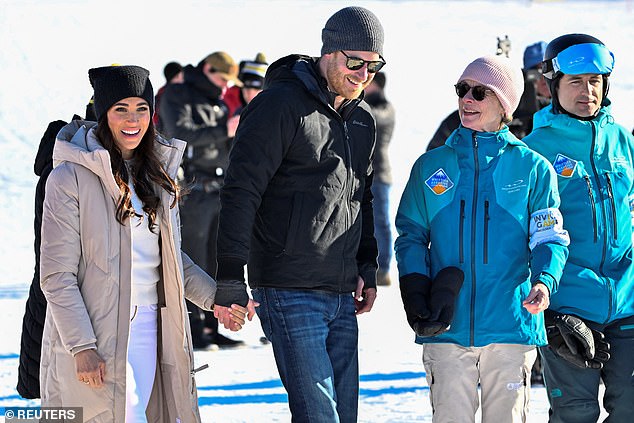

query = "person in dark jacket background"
[[16, 101, 95, 399], [158, 51, 244, 348], [364, 71, 395, 286], [213, 6, 384, 421]]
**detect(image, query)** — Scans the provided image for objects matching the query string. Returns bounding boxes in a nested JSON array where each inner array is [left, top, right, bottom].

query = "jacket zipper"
[[470, 132, 479, 346], [459, 200, 465, 264], [588, 122, 612, 322], [583, 175, 598, 243], [342, 120, 354, 290], [605, 173, 618, 240], [483, 200, 489, 264], [588, 122, 609, 276]]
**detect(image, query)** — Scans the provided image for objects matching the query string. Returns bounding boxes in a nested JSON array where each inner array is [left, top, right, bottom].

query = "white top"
[[128, 176, 160, 305]]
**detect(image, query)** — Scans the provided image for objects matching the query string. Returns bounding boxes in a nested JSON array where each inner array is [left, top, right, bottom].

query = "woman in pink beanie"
[[395, 55, 570, 422]]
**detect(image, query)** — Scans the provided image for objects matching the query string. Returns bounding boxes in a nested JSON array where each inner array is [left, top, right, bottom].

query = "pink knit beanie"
[[457, 55, 525, 119]]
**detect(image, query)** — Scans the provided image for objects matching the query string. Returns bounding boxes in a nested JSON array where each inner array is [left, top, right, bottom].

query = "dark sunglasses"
[[340, 51, 385, 73], [454, 82, 491, 101]]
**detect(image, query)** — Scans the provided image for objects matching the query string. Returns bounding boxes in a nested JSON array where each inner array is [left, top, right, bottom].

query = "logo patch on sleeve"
[[425, 169, 454, 195], [553, 154, 577, 177]]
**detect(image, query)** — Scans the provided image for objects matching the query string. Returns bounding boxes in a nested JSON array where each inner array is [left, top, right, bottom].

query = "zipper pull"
[[191, 363, 210, 375]]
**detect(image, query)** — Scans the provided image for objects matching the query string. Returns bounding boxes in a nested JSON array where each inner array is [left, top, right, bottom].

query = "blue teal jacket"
[[523, 103, 634, 324], [395, 125, 569, 347]]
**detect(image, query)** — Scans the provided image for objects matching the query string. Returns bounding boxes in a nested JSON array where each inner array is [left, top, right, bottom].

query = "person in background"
[[364, 71, 395, 286], [237, 52, 269, 113], [214, 6, 384, 421], [523, 33, 633, 423], [39, 65, 250, 422], [16, 104, 90, 399], [395, 55, 569, 422], [159, 51, 244, 349], [153, 61, 183, 133]]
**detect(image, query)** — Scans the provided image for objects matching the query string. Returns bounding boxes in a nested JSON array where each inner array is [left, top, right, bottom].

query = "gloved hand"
[[546, 313, 610, 369], [214, 279, 249, 308], [415, 267, 464, 337], [399, 273, 432, 333]]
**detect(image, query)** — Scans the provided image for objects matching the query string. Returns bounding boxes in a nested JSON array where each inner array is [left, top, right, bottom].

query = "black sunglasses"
[[454, 82, 491, 101], [340, 51, 385, 73]]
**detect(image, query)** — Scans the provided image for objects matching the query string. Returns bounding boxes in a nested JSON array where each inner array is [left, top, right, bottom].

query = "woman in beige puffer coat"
[[39, 65, 250, 422]]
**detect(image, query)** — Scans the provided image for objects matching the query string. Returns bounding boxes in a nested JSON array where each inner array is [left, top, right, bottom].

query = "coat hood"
[[53, 120, 186, 201]]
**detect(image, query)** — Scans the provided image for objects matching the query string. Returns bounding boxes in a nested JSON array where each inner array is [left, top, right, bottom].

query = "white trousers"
[[126, 304, 158, 423], [423, 343, 536, 423]]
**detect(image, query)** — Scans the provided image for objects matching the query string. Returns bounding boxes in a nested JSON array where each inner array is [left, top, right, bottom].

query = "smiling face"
[[106, 97, 151, 160], [457, 79, 505, 132], [557, 73, 603, 117], [322, 50, 379, 101]]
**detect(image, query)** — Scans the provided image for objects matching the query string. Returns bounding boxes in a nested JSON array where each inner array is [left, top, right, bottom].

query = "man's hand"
[[547, 314, 610, 369], [522, 283, 550, 314], [354, 276, 377, 315], [214, 299, 259, 331], [74, 349, 106, 388]]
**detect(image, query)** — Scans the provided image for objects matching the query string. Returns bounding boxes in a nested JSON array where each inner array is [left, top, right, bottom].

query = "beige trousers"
[[422, 343, 536, 423]]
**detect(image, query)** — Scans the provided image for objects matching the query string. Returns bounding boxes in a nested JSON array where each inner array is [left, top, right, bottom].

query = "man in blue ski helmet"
[[524, 33, 634, 423]]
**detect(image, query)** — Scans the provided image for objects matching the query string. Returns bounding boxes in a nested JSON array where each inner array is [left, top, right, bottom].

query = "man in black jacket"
[[159, 51, 243, 348], [214, 6, 384, 421]]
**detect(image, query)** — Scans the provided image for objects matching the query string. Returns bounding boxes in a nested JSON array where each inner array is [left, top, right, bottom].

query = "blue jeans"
[[371, 181, 392, 271], [251, 288, 359, 423], [540, 314, 634, 423]]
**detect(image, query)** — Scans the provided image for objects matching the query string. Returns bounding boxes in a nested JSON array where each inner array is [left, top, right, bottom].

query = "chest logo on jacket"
[[425, 169, 454, 195], [553, 154, 577, 178]]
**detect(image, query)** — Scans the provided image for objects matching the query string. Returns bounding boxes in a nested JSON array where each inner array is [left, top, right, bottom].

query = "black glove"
[[546, 313, 610, 369], [399, 273, 432, 333], [415, 267, 464, 337], [214, 279, 249, 308]]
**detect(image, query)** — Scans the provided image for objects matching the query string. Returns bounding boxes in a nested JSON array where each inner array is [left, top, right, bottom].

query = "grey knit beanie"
[[88, 65, 154, 121], [321, 6, 384, 56]]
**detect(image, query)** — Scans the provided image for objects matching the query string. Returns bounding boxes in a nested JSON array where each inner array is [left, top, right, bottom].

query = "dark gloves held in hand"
[[400, 267, 464, 338], [399, 273, 432, 332], [214, 279, 249, 308], [546, 313, 610, 369]]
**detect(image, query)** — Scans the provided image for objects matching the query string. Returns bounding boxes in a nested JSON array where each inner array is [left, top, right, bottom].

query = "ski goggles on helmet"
[[542, 43, 614, 79], [340, 51, 386, 73], [454, 82, 491, 101]]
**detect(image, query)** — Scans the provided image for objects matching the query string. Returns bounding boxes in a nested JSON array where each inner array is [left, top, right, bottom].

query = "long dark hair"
[[95, 118, 180, 231]]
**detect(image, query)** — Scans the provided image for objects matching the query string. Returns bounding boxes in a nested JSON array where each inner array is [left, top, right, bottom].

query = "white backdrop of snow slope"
[[0, 0, 627, 421]]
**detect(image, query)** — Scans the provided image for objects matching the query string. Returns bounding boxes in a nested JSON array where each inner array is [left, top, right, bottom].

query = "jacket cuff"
[[533, 272, 555, 295], [216, 257, 246, 281], [70, 343, 97, 356], [358, 263, 377, 290]]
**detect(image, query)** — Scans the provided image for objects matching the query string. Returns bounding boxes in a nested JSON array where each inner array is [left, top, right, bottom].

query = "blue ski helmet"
[[542, 33, 614, 113], [523, 41, 547, 70]]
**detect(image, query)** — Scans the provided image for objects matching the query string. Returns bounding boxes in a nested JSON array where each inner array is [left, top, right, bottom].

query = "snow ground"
[[0, 0, 628, 421]]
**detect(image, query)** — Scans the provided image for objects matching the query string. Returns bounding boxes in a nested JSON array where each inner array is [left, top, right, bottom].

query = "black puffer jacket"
[[17, 118, 71, 398], [158, 64, 231, 180], [217, 55, 378, 292]]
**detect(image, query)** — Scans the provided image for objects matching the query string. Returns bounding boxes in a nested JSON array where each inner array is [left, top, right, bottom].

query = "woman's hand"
[[75, 349, 106, 388], [214, 299, 259, 331]]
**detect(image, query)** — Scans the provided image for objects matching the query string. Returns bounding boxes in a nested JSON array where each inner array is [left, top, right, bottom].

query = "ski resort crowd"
[[14, 4, 634, 423]]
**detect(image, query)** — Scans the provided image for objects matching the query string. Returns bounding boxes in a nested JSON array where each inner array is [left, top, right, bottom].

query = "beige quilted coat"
[[40, 121, 215, 422]]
